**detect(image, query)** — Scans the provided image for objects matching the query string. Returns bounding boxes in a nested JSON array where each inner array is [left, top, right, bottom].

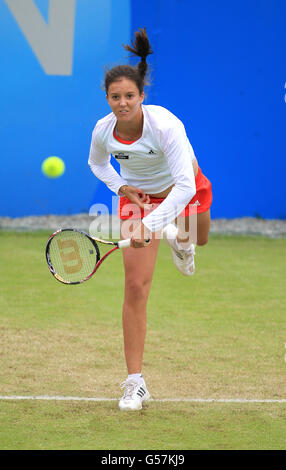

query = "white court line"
[[0, 396, 286, 403]]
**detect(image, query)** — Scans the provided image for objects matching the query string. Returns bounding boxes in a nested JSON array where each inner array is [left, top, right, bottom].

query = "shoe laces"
[[120, 380, 138, 400], [174, 243, 195, 259]]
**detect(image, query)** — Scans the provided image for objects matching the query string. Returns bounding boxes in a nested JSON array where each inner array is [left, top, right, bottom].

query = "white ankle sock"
[[128, 373, 143, 383]]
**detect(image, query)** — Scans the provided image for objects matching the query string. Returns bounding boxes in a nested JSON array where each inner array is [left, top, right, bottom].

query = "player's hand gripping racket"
[[46, 228, 149, 285]]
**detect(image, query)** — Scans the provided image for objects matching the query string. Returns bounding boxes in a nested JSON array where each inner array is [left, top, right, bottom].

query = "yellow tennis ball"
[[42, 156, 65, 178]]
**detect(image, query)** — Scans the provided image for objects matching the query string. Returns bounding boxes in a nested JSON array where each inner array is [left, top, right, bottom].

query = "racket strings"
[[48, 231, 99, 283]]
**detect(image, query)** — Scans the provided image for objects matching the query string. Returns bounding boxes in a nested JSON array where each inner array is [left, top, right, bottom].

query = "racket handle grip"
[[117, 238, 151, 249], [117, 238, 131, 249]]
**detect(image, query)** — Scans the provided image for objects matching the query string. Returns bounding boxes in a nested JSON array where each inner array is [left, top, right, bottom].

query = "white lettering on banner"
[[5, 0, 76, 75]]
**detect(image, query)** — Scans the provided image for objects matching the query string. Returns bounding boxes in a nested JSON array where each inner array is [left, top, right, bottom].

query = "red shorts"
[[118, 167, 212, 220]]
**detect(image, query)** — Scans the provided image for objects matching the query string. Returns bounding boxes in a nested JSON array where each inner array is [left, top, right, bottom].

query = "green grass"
[[0, 231, 285, 450], [0, 401, 285, 450]]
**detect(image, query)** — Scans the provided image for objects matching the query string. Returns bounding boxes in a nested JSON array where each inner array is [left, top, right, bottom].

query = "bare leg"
[[176, 209, 211, 247], [121, 231, 160, 374]]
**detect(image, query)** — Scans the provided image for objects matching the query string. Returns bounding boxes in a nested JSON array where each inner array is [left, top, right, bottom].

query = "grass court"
[[0, 231, 285, 450]]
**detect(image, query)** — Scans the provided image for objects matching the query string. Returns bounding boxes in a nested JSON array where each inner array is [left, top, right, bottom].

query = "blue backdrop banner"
[[0, 0, 285, 218], [0, 0, 130, 216]]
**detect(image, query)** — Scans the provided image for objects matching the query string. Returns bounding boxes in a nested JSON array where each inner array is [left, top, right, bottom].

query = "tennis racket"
[[45, 228, 142, 285]]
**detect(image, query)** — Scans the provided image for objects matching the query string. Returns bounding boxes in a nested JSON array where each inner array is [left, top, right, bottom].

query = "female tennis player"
[[88, 28, 212, 411]]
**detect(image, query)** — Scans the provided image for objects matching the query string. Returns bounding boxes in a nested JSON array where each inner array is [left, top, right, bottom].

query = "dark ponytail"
[[123, 28, 153, 80], [104, 28, 153, 95]]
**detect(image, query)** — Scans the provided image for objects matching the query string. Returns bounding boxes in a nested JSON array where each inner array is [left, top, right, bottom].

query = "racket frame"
[[46, 228, 128, 285]]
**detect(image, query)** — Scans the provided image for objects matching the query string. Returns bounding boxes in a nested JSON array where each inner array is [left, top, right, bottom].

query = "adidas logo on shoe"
[[174, 250, 184, 260], [136, 386, 146, 398]]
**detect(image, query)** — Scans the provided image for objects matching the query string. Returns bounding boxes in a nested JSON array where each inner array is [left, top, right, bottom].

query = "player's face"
[[106, 78, 144, 124]]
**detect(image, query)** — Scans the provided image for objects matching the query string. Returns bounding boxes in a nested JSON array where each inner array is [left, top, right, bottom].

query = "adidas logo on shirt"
[[148, 149, 157, 154]]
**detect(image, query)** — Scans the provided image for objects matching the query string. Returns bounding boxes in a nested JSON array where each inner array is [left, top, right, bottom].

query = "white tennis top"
[[88, 105, 196, 232]]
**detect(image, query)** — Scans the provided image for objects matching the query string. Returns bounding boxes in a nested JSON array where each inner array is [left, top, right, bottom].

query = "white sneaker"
[[119, 378, 150, 411], [162, 223, 195, 276]]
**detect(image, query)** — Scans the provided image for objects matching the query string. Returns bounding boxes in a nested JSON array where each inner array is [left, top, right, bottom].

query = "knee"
[[197, 235, 209, 246], [125, 277, 151, 301]]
